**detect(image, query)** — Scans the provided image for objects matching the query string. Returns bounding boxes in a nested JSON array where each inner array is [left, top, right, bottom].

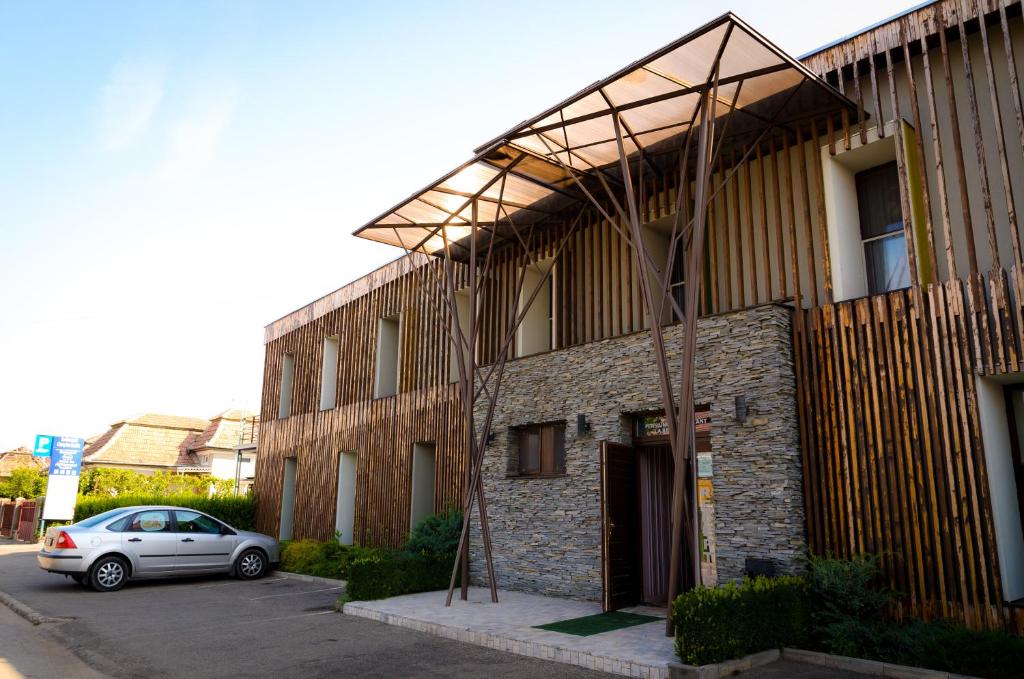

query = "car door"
[[173, 510, 236, 572], [120, 510, 178, 574]]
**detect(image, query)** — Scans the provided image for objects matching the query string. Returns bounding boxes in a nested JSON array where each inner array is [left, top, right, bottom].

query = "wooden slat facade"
[[254, 0, 1024, 632], [794, 268, 1024, 632]]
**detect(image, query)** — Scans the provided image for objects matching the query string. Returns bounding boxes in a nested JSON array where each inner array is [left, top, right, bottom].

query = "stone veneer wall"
[[468, 303, 805, 601]]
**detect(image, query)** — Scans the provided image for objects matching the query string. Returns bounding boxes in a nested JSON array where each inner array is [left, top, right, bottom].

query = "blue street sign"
[[48, 437, 84, 476], [33, 434, 53, 457]]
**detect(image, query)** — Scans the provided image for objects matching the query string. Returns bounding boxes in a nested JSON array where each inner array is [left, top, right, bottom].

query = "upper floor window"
[[278, 353, 295, 419], [856, 162, 909, 295], [374, 314, 401, 398], [514, 422, 566, 477], [320, 335, 339, 410], [449, 288, 471, 383], [516, 259, 555, 357]]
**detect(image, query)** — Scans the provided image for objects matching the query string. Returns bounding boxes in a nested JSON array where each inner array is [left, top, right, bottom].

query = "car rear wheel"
[[236, 549, 267, 580], [89, 556, 128, 592]]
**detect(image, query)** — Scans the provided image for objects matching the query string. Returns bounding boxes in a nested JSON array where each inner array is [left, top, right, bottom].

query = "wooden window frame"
[[511, 421, 566, 478]]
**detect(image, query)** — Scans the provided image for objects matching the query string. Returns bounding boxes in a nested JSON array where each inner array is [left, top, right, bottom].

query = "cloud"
[[159, 89, 236, 181], [96, 60, 165, 151]]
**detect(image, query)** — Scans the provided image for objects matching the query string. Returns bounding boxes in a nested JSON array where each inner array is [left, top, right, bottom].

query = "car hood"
[[234, 529, 275, 542]]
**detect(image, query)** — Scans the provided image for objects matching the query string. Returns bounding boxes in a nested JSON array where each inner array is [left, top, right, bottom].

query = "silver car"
[[37, 505, 280, 592]]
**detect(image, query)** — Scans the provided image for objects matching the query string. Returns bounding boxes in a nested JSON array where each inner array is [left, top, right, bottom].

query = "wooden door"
[[601, 441, 640, 611]]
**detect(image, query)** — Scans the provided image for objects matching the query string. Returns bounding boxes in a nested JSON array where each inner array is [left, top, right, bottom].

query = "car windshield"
[[74, 508, 131, 528]]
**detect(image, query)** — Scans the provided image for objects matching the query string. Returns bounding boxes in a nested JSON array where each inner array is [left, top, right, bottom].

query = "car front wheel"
[[89, 556, 128, 592], [236, 549, 267, 580]]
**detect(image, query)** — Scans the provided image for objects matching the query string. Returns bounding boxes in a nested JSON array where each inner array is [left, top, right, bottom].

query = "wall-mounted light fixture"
[[734, 395, 748, 423], [576, 414, 591, 436]]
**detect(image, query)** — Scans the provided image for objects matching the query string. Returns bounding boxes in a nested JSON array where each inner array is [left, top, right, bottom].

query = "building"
[[254, 0, 1024, 633], [84, 411, 259, 488], [0, 448, 47, 478]]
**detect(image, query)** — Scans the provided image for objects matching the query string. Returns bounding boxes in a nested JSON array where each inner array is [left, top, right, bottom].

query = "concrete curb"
[[668, 648, 779, 678], [0, 590, 66, 625], [277, 570, 348, 589], [781, 647, 981, 679]]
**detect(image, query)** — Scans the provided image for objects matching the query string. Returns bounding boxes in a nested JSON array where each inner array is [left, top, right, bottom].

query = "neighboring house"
[[187, 410, 261, 493], [84, 412, 259, 488], [254, 0, 1024, 634], [0, 447, 47, 478]]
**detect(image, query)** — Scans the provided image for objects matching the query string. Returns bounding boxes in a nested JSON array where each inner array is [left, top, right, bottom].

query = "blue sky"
[[0, 0, 912, 447]]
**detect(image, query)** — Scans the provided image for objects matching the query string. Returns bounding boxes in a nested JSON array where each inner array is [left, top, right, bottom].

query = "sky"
[[0, 0, 916, 449]]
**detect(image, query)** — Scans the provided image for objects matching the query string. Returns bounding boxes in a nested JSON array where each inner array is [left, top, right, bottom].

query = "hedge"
[[280, 539, 375, 580], [72, 494, 256, 531], [672, 576, 807, 666], [346, 551, 454, 601]]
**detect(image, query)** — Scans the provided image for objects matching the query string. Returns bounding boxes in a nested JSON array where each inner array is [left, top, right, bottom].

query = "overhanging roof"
[[353, 12, 857, 255]]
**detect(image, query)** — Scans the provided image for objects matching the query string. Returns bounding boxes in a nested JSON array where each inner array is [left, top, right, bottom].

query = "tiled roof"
[[84, 413, 209, 469], [0, 448, 48, 477], [82, 410, 260, 470], [125, 413, 212, 431], [189, 410, 260, 453]]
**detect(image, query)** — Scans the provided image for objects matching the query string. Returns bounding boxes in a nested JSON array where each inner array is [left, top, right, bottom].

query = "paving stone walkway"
[[343, 587, 677, 678]]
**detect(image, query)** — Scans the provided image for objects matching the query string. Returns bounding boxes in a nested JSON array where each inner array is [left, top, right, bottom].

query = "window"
[[516, 260, 555, 357], [280, 457, 297, 540], [75, 508, 128, 528], [856, 162, 909, 295], [409, 442, 436, 528], [670, 237, 686, 321], [278, 353, 295, 419], [126, 510, 172, 533], [320, 335, 339, 410], [335, 451, 357, 545], [105, 515, 132, 532], [515, 422, 566, 476], [449, 288, 471, 383], [175, 510, 222, 534], [374, 315, 401, 398]]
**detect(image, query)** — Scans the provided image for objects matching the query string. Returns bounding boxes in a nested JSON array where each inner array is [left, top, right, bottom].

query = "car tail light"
[[55, 531, 77, 549]]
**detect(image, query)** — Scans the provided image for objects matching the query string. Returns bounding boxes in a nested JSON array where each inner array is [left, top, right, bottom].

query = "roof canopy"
[[354, 13, 857, 255]]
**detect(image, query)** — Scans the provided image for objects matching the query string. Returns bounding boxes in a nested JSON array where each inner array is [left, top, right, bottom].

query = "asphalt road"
[[0, 542, 609, 679], [0, 541, 868, 679]]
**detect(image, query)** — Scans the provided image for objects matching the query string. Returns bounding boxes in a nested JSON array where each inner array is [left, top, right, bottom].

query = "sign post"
[[33, 435, 53, 457], [41, 437, 85, 530]]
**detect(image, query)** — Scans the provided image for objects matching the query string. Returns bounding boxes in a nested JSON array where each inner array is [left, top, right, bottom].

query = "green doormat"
[[533, 611, 661, 636]]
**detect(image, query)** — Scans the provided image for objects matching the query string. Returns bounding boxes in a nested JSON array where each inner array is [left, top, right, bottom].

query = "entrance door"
[[601, 441, 640, 611]]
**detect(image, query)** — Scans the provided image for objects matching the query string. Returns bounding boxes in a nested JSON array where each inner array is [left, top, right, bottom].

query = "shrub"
[[346, 551, 454, 601], [875, 618, 1024, 679], [79, 468, 236, 497], [72, 494, 256, 530], [804, 553, 890, 655], [404, 508, 462, 557], [672, 576, 807, 665], [280, 539, 375, 580], [0, 467, 47, 500]]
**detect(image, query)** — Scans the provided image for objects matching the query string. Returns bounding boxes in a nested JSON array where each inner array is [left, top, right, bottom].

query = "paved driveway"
[[0, 541, 607, 679]]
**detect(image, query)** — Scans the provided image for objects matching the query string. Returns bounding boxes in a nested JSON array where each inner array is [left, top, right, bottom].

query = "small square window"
[[515, 422, 565, 476]]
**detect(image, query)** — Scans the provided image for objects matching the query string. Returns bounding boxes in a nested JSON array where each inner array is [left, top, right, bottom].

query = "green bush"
[[280, 539, 375, 580], [874, 618, 1024, 679], [346, 551, 454, 601], [0, 467, 47, 500], [672, 576, 807, 665], [79, 468, 236, 497], [72, 494, 256, 530], [804, 553, 891, 655], [404, 508, 462, 557]]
